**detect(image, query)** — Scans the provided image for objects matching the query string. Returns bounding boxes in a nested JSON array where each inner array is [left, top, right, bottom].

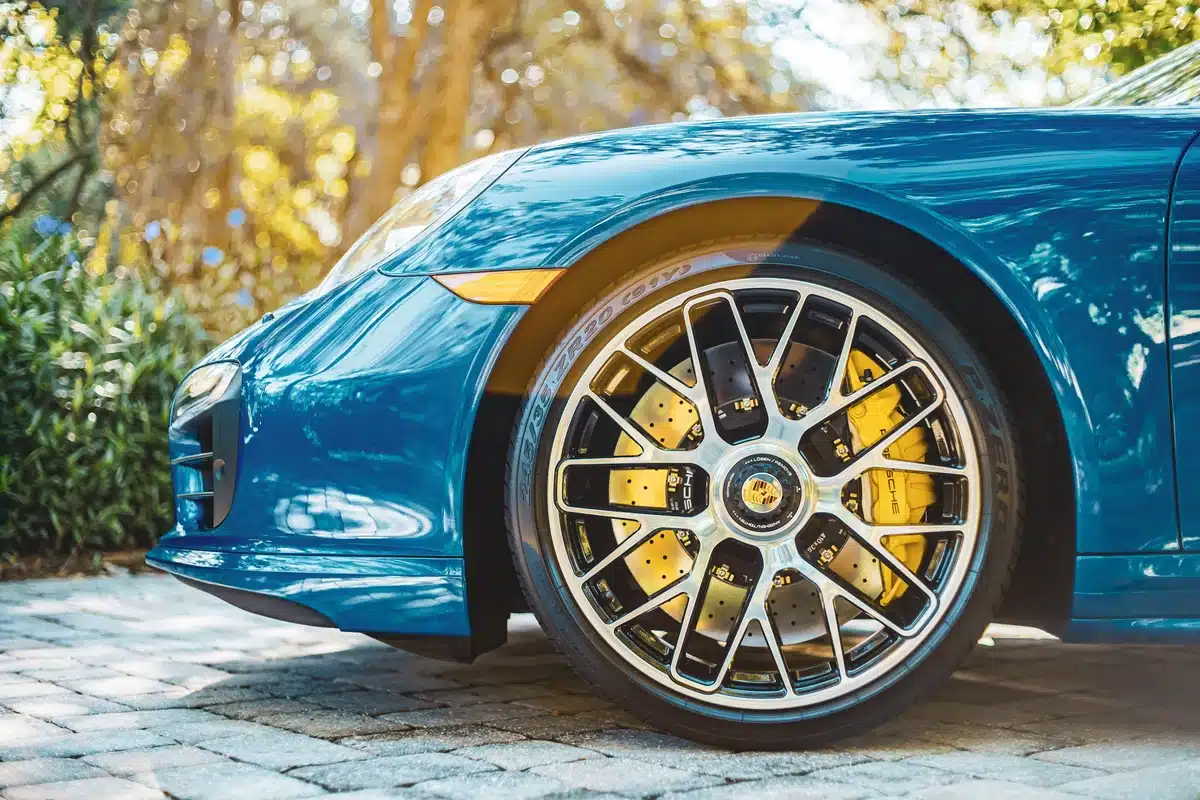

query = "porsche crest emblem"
[[741, 472, 784, 514]]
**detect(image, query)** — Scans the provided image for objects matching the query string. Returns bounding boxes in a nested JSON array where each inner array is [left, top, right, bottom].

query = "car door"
[[1168, 133, 1200, 550]]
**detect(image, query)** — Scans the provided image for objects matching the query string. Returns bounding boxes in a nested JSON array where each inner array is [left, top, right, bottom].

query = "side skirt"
[[1064, 617, 1200, 644], [1066, 553, 1200, 642]]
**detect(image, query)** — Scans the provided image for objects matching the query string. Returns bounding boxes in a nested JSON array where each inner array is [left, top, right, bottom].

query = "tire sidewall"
[[507, 239, 1019, 746]]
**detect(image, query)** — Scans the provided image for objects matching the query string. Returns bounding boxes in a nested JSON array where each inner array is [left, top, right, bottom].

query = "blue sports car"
[[150, 45, 1200, 748]]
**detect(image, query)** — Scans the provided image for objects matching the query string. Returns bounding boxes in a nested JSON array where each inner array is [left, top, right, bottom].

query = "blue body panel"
[[149, 108, 1200, 642], [1073, 553, 1200, 619], [1065, 617, 1200, 643], [147, 548, 469, 635], [160, 273, 522, 557], [150, 273, 522, 635], [1167, 139, 1200, 551]]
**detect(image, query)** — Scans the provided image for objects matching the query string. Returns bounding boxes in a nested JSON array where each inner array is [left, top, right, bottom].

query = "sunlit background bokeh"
[[3, 0, 1196, 337]]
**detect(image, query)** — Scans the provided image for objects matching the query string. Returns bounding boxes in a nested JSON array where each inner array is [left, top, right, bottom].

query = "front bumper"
[[148, 271, 524, 637], [146, 546, 470, 635]]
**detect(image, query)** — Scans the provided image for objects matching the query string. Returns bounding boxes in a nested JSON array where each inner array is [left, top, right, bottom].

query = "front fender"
[[401, 108, 1199, 556]]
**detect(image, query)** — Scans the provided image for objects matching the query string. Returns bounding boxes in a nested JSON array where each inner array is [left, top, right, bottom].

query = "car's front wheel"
[[506, 238, 1021, 749]]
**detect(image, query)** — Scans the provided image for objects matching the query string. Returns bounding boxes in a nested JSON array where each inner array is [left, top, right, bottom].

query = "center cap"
[[722, 453, 803, 534], [742, 473, 784, 513]]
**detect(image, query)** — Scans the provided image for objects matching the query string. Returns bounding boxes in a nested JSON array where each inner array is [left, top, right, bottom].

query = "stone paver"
[[3, 694, 131, 722], [146, 717, 273, 744], [1031, 740, 1200, 772], [0, 714, 66, 742], [130, 761, 325, 799], [4, 776, 166, 799], [661, 778, 869, 799], [201, 697, 319, 720], [0, 729, 172, 760], [1055, 760, 1200, 799], [81, 745, 225, 776], [378, 701, 536, 728], [911, 780, 1082, 798], [0, 758, 108, 790], [341, 725, 526, 756], [529, 756, 722, 793], [256, 709, 406, 738], [564, 728, 868, 779], [196, 729, 369, 770], [905, 750, 1104, 787], [0, 573, 1198, 798], [290, 752, 496, 790], [309, 689, 435, 715], [415, 769, 570, 798], [57, 707, 217, 732], [455, 740, 603, 770], [809, 760, 964, 796]]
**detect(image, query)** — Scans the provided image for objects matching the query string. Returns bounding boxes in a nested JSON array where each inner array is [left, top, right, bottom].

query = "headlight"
[[316, 148, 525, 295], [172, 362, 241, 430]]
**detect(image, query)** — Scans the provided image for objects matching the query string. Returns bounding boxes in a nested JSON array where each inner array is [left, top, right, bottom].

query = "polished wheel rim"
[[546, 275, 981, 710]]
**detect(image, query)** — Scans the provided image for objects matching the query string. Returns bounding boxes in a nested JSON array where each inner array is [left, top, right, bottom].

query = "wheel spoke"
[[757, 606, 796, 696], [833, 394, 946, 479], [822, 592, 848, 682], [800, 358, 932, 438], [765, 294, 805, 376], [806, 363, 946, 488], [781, 538, 923, 639], [608, 585, 688, 629], [827, 580, 920, 637], [576, 525, 654, 584], [704, 565, 768, 693], [874, 458, 967, 478], [556, 456, 654, 470], [827, 311, 860, 404], [619, 347, 705, 408], [554, 455, 711, 521], [607, 533, 717, 630], [819, 503, 940, 606], [816, 500, 961, 543], [585, 390, 661, 458], [722, 290, 806, 434], [717, 291, 769, 397], [681, 294, 718, 431], [667, 542, 714, 681], [707, 611, 755, 692], [555, 500, 697, 527]]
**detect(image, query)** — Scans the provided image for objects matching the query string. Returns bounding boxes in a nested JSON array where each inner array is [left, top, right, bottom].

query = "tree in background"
[[0, 1, 123, 228], [817, 0, 1200, 106], [5, 0, 812, 336], [344, 0, 809, 242], [3, 0, 1198, 338], [99, 0, 369, 335]]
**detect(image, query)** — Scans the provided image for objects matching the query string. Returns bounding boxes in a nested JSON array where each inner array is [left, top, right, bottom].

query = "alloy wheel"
[[546, 276, 981, 709]]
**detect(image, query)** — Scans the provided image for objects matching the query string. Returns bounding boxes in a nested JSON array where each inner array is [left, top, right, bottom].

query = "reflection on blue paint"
[[151, 107, 1200, 640]]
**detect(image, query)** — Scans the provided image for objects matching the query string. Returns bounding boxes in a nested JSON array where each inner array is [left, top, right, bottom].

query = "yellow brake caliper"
[[845, 351, 934, 605]]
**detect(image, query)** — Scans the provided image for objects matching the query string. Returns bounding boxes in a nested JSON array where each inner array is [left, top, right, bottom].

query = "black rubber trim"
[[367, 634, 481, 662]]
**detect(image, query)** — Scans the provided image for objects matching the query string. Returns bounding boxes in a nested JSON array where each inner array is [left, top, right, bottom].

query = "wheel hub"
[[720, 452, 805, 536]]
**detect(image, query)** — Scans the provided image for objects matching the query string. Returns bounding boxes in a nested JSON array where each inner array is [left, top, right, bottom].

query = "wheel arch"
[[464, 194, 1078, 651]]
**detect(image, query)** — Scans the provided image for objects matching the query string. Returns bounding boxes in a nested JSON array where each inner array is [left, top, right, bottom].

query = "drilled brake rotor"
[[607, 343, 899, 648]]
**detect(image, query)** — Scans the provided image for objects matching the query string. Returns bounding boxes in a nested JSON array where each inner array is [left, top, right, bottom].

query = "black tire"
[[505, 237, 1022, 750]]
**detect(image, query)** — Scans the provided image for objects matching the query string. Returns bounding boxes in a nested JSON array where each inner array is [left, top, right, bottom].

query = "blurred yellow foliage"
[[3, 0, 1195, 340]]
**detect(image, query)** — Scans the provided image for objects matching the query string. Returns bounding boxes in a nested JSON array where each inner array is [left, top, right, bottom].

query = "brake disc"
[[606, 349, 843, 646]]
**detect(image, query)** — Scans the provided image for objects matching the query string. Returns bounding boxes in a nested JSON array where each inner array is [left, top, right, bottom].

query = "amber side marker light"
[[434, 269, 565, 305]]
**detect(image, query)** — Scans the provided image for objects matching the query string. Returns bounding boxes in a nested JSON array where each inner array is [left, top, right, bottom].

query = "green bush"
[[0, 219, 209, 561]]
